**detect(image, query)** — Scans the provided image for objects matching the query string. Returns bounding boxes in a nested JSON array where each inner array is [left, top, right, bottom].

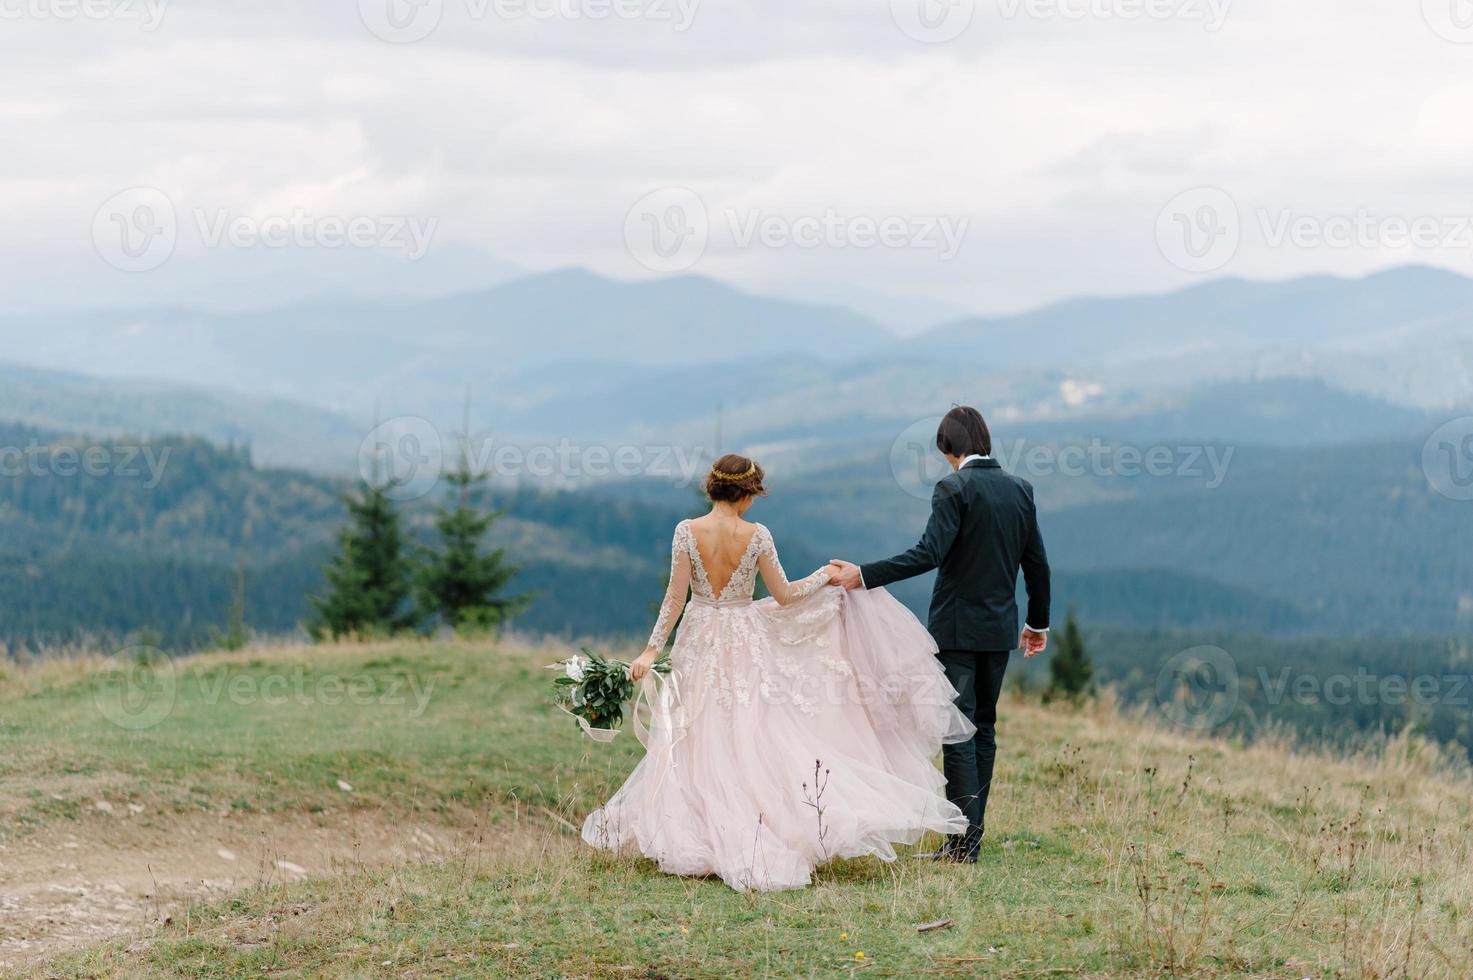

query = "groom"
[[829, 406, 1050, 863]]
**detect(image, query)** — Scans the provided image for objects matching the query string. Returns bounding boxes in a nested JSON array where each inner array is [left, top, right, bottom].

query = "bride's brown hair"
[[704, 453, 768, 502]]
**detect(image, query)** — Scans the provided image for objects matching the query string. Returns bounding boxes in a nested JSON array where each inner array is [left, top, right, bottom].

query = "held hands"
[[1020, 628, 1048, 658], [827, 559, 863, 590], [630, 647, 659, 682]]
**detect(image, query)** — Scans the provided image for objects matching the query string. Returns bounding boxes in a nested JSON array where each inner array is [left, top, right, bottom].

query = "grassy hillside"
[[2, 640, 1469, 977]]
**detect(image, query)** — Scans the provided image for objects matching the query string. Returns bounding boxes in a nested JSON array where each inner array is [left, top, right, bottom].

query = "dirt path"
[[0, 807, 470, 972]]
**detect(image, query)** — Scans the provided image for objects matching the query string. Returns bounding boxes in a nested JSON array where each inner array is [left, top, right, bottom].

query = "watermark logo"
[[93, 647, 177, 731], [888, 420, 1235, 501], [357, 417, 709, 499], [359, 416, 445, 501], [890, 0, 974, 42], [93, 188, 437, 272], [1, 440, 172, 487], [624, 188, 969, 273], [359, 0, 698, 42], [996, 0, 1232, 31], [624, 187, 709, 273], [1259, 667, 1473, 708], [1155, 645, 1239, 731], [889, 416, 954, 501], [1423, 0, 1473, 43], [93, 187, 177, 273], [1158, 189, 1473, 272], [1156, 186, 1240, 273], [0, 0, 169, 30], [93, 650, 438, 728], [1423, 416, 1473, 501], [1258, 208, 1473, 251], [359, 0, 444, 42]]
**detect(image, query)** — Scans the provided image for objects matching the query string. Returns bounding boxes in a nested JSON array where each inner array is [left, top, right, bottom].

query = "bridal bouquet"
[[549, 648, 670, 737]]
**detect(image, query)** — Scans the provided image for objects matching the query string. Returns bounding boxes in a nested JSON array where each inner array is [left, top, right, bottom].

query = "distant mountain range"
[[911, 265, 1473, 367], [0, 363, 361, 471], [0, 264, 1468, 480], [0, 268, 895, 428]]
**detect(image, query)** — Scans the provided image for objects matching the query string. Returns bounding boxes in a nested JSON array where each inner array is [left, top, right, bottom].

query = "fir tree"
[[208, 563, 250, 652], [1044, 609, 1094, 704], [417, 448, 527, 635], [310, 478, 416, 639]]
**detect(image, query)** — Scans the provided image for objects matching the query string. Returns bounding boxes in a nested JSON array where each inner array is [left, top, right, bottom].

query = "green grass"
[[0, 641, 622, 830], [7, 639, 1473, 978]]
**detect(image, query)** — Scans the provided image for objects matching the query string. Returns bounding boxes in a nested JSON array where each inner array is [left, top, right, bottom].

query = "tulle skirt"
[[582, 585, 974, 892]]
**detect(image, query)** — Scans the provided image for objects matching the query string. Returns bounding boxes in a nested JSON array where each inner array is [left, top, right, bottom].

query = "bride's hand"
[[630, 648, 659, 682]]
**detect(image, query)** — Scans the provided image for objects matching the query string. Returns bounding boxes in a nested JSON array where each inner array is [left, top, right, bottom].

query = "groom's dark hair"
[[936, 406, 991, 458]]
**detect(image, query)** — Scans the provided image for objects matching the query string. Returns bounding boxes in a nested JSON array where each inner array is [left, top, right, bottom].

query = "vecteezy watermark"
[[0, 0, 169, 30], [1, 440, 172, 488], [1259, 667, 1473, 708], [888, 418, 1234, 501], [93, 650, 437, 730], [997, 0, 1232, 31], [1257, 209, 1473, 252], [624, 187, 709, 274], [359, 416, 710, 500], [1155, 646, 1239, 731], [92, 187, 438, 273], [1158, 186, 1473, 273], [1422, 0, 1473, 43], [92, 187, 177, 273], [1156, 187, 1241, 274], [93, 647, 178, 731], [624, 187, 969, 273], [357, 0, 699, 43], [890, 0, 975, 43], [1423, 417, 1473, 502]]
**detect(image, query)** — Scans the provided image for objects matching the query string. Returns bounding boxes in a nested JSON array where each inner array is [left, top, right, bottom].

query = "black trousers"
[[936, 649, 1011, 844]]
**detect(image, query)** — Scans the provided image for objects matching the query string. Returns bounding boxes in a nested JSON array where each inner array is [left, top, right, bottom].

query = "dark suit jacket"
[[861, 458, 1050, 652]]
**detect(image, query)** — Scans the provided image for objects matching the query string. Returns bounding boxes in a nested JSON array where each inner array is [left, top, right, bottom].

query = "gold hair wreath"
[[709, 463, 757, 482]]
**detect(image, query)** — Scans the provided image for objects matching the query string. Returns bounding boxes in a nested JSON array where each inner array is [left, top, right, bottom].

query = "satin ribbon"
[[556, 664, 687, 756]]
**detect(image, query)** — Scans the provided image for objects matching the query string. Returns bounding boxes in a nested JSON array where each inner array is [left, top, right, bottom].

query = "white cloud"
[[2, 0, 1471, 314]]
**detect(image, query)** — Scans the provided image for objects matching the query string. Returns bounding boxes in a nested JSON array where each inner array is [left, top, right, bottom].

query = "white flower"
[[565, 656, 587, 683]]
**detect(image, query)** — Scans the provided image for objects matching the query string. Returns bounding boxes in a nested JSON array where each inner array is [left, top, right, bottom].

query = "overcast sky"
[[4, 0, 1473, 320]]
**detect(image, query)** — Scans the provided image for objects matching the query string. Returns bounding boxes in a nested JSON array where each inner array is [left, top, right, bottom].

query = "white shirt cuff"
[[1024, 624, 1048, 633]]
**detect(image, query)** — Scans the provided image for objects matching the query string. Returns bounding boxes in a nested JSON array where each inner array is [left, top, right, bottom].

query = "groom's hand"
[[1020, 628, 1048, 658], [827, 560, 863, 590]]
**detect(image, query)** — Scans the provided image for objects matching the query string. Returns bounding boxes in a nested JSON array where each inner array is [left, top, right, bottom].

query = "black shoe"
[[915, 847, 958, 861], [916, 834, 978, 863], [914, 836, 957, 861]]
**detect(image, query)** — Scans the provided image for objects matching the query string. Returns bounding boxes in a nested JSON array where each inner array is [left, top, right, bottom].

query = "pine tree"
[[208, 563, 250, 651], [1044, 609, 1094, 704], [310, 478, 416, 639], [417, 449, 527, 635]]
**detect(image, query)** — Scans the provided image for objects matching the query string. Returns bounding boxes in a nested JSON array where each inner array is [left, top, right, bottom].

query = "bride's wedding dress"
[[583, 520, 973, 892]]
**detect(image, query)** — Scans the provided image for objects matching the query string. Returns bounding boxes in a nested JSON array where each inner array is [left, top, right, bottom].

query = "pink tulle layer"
[[583, 586, 973, 892]]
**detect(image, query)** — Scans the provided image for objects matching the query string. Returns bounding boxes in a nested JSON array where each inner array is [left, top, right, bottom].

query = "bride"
[[582, 454, 974, 892]]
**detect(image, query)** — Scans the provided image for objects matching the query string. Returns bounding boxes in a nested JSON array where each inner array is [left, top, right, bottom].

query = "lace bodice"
[[687, 520, 763, 601], [646, 520, 832, 650]]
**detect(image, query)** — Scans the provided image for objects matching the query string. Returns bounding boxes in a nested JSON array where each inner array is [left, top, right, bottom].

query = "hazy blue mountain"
[[0, 242, 523, 317], [909, 265, 1473, 369], [495, 356, 837, 438], [0, 268, 895, 427], [0, 362, 361, 470], [1, 265, 1466, 482], [1013, 378, 1434, 448], [768, 281, 977, 336]]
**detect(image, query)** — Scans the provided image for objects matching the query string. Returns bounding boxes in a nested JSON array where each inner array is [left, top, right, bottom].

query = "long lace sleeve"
[[755, 526, 832, 606], [647, 523, 692, 650]]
